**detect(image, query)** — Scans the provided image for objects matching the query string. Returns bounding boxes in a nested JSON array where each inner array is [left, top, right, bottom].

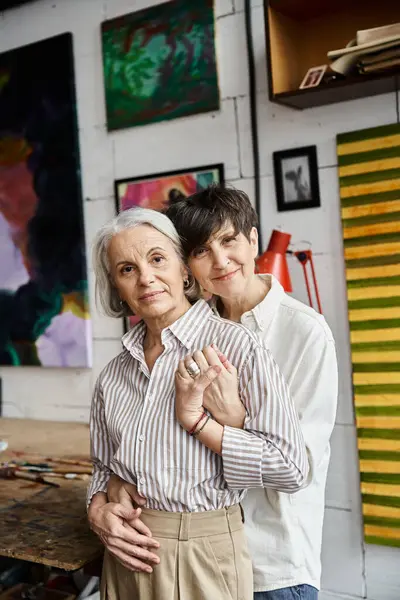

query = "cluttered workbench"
[[0, 418, 103, 571]]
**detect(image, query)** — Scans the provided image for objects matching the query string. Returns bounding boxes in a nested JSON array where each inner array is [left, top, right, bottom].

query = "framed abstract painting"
[[115, 163, 224, 329], [101, 0, 219, 131], [0, 34, 91, 367]]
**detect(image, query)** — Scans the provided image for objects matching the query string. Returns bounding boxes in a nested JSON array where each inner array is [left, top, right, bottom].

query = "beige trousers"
[[101, 504, 253, 600]]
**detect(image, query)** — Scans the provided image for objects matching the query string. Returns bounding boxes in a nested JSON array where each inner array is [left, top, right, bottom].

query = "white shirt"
[[213, 275, 338, 592], [88, 300, 308, 512]]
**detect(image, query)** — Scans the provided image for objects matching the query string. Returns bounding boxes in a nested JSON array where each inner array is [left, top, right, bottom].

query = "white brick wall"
[[1, 0, 399, 597]]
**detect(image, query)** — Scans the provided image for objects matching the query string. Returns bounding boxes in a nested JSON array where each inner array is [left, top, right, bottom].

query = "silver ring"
[[186, 361, 201, 378]]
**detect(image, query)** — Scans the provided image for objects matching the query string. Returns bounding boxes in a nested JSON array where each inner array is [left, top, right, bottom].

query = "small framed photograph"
[[299, 65, 327, 89], [273, 146, 321, 212], [114, 163, 224, 330]]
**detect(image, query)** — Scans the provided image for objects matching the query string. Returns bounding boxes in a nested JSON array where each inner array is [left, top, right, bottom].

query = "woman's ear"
[[250, 227, 259, 258], [181, 265, 190, 289]]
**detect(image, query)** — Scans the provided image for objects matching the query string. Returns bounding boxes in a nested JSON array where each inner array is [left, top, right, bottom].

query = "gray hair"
[[92, 207, 200, 318]]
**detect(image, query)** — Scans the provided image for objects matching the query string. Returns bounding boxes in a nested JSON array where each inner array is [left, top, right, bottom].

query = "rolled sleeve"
[[86, 460, 110, 508], [221, 345, 308, 493], [86, 377, 115, 509], [222, 426, 264, 488]]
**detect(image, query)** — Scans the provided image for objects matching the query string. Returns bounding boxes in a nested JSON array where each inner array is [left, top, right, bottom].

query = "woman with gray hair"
[[87, 207, 308, 600]]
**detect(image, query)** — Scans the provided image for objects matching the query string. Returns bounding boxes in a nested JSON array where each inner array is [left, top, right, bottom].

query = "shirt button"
[[140, 477, 145, 485], [139, 434, 145, 442]]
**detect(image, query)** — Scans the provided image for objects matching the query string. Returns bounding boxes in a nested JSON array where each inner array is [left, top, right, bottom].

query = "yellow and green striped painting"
[[337, 123, 400, 549]]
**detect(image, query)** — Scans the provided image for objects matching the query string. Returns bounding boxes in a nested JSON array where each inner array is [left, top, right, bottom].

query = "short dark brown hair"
[[166, 184, 258, 258]]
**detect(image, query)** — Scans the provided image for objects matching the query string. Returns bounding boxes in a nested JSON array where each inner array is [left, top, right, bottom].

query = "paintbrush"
[[0, 467, 60, 488], [43, 472, 90, 481], [11, 452, 92, 468], [15, 464, 92, 475], [3, 462, 90, 481]]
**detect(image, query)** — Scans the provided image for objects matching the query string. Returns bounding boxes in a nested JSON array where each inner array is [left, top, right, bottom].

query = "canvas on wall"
[[101, 0, 219, 131], [337, 123, 400, 548], [0, 33, 91, 367], [115, 163, 224, 329]]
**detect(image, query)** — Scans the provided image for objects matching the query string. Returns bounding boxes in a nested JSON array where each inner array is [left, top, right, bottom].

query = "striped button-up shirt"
[[88, 300, 308, 512]]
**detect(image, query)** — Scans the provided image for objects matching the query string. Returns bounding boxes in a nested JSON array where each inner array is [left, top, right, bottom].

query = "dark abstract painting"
[[0, 33, 91, 367], [101, 0, 219, 131]]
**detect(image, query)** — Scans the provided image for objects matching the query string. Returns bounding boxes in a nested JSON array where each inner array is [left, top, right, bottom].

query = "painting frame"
[[101, 0, 220, 131], [273, 145, 321, 212], [114, 163, 224, 213], [114, 163, 224, 331], [0, 33, 91, 368]]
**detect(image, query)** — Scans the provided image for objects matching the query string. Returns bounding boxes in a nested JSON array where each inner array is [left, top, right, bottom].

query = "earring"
[[119, 299, 124, 307], [184, 279, 190, 289]]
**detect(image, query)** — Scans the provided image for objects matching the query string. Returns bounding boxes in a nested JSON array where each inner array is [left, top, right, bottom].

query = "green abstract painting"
[[101, 0, 219, 131]]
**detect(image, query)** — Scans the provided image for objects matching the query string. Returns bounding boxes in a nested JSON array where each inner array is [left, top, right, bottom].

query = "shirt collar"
[[210, 274, 285, 332], [121, 299, 213, 360], [168, 299, 212, 348], [121, 319, 147, 363], [245, 274, 285, 331]]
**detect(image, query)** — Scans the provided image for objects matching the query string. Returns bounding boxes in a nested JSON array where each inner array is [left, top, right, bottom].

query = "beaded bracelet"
[[193, 415, 210, 438], [189, 412, 207, 436]]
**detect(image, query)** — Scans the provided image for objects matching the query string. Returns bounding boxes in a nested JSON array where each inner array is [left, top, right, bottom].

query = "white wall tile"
[[251, 4, 268, 93], [3, 402, 91, 423], [113, 99, 240, 181], [321, 508, 365, 597], [216, 12, 249, 98], [23, 404, 91, 423], [2, 402, 25, 419], [103, 0, 234, 21], [74, 52, 107, 131], [104, 0, 163, 20], [0, 0, 106, 57], [217, 5, 267, 97], [215, 0, 234, 18], [365, 545, 400, 600], [79, 126, 115, 200], [0, 368, 92, 416]]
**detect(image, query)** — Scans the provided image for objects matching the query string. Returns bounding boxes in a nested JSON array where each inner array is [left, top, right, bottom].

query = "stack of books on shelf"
[[327, 22, 400, 77]]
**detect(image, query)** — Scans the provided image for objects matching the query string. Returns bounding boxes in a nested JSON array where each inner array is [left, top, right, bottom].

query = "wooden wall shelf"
[[264, 0, 400, 110]]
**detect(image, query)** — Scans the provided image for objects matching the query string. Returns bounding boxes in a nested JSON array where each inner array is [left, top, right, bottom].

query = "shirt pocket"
[[164, 466, 218, 509]]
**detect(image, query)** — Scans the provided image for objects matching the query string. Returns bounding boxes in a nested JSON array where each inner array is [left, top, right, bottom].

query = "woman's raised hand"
[[175, 344, 245, 430]]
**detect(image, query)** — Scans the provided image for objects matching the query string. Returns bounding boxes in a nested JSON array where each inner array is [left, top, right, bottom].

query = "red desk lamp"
[[256, 229, 323, 313]]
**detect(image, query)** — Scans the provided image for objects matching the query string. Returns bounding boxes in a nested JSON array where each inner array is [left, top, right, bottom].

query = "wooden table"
[[0, 418, 103, 571]]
